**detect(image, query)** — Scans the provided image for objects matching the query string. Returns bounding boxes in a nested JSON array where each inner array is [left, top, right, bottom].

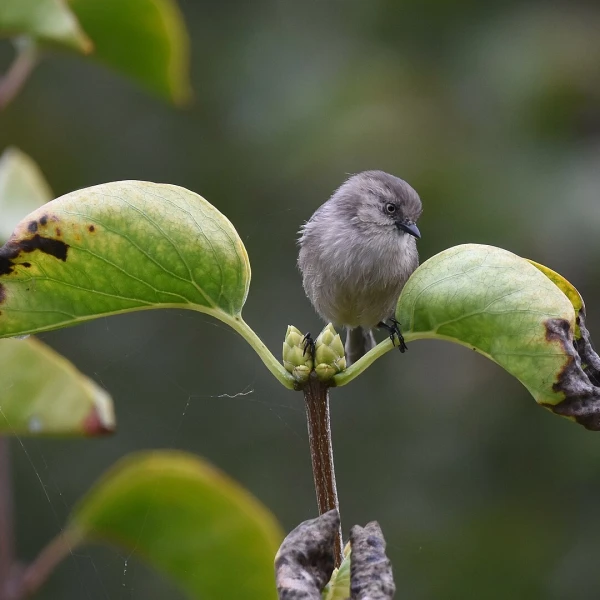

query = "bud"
[[314, 323, 346, 382], [283, 325, 313, 383]]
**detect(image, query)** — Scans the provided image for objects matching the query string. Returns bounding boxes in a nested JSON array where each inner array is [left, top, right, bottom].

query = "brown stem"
[[0, 40, 39, 112], [19, 531, 78, 598], [302, 375, 343, 566], [0, 437, 14, 590]]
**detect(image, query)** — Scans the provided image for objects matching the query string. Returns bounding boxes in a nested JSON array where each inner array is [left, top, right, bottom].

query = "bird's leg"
[[303, 332, 316, 360], [377, 318, 408, 353]]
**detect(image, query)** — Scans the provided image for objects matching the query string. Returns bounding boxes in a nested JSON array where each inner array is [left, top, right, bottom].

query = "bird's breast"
[[311, 232, 418, 328]]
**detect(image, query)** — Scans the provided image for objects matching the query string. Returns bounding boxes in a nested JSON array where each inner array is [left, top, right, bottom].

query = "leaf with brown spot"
[[0, 151, 117, 437], [393, 244, 600, 430], [0, 179, 295, 389], [0, 337, 114, 436], [0, 180, 250, 332]]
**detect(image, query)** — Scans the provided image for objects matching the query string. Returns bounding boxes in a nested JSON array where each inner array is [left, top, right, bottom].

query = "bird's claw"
[[302, 332, 316, 359], [378, 318, 408, 353]]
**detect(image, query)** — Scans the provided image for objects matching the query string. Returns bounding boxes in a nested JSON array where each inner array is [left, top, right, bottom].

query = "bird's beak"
[[396, 221, 421, 239]]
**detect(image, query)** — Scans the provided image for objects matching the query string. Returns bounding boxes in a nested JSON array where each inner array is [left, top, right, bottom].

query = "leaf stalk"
[[333, 337, 397, 387], [225, 316, 296, 389]]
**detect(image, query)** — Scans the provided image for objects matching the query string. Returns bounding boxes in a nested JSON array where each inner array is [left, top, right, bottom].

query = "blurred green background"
[[2, 0, 600, 598]]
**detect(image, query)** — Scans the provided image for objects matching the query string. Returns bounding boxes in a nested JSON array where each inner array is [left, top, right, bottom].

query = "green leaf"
[[0, 179, 296, 389], [0, 180, 250, 335], [336, 244, 600, 428], [322, 546, 351, 600], [0, 146, 53, 244], [69, 450, 282, 600], [0, 0, 92, 53], [68, 0, 192, 104], [395, 244, 586, 422], [0, 336, 114, 436]]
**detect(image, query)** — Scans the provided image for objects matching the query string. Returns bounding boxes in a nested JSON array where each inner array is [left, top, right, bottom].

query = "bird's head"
[[334, 170, 422, 239]]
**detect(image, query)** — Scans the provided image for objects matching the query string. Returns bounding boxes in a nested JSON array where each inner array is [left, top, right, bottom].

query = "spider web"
[[7, 309, 307, 599]]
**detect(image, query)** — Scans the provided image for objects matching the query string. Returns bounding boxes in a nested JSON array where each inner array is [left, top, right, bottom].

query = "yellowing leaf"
[[396, 244, 600, 429]]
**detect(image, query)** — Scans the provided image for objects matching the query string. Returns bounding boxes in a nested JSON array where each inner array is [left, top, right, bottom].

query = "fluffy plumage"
[[298, 170, 422, 364]]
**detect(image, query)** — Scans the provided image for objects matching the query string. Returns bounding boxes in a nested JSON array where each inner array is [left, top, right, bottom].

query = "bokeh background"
[[2, 0, 600, 598]]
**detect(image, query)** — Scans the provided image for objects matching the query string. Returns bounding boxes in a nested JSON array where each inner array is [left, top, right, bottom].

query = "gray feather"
[[298, 170, 422, 363], [345, 327, 377, 366]]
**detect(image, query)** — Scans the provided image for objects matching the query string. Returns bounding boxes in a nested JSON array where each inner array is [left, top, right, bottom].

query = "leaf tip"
[[82, 401, 115, 437]]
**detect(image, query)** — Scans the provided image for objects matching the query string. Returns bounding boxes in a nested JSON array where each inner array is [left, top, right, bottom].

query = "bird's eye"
[[385, 203, 396, 214]]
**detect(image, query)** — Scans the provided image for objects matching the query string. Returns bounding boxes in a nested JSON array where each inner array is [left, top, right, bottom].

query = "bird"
[[298, 170, 422, 365]]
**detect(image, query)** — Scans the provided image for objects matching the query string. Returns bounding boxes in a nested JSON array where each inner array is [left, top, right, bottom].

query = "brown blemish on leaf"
[[22, 262, 31, 268], [0, 234, 69, 276], [55, 228, 61, 237], [0, 284, 5, 304], [0, 255, 11, 277], [82, 406, 115, 436], [88, 225, 95, 233], [542, 313, 600, 431], [27, 221, 38, 233], [574, 310, 600, 387]]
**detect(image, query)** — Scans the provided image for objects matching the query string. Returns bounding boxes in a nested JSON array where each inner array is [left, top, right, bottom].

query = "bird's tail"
[[345, 327, 376, 366]]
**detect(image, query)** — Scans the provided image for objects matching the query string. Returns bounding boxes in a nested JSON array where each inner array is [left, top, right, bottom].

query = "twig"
[[302, 375, 343, 566], [0, 39, 39, 112], [0, 437, 14, 589], [19, 531, 78, 598]]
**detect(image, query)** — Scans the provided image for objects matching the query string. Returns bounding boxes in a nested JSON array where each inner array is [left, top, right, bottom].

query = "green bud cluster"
[[314, 324, 346, 382], [282, 325, 313, 383]]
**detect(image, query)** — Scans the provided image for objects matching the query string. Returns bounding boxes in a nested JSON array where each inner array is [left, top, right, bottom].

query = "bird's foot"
[[302, 332, 316, 360], [377, 318, 408, 353]]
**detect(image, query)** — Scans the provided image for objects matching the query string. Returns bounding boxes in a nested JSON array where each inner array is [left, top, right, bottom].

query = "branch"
[[0, 437, 14, 589], [303, 375, 343, 566], [18, 531, 79, 599], [0, 39, 39, 112]]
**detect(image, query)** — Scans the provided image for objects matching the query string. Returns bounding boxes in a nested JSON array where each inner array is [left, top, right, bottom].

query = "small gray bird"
[[298, 170, 422, 365]]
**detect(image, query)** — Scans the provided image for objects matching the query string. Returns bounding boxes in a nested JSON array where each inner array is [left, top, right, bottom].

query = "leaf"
[[275, 510, 340, 599], [0, 0, 92, 53], [0, 336, 114, 436], [68, 0, 192, 104], [0, 180, 251, 337], [527, 258, 584, 319], [396, 244, 600, 429], [347, 522, 394, 600], [0, 148, 113, 437], [322, 546, 351, 600], [69, 450, 282, 600], [0, 146, 53, 244]]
